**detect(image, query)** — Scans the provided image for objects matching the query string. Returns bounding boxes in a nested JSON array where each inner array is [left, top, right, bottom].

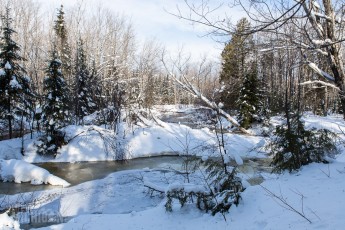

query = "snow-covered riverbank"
[[2, 156, 344, 230], [0, 106, 266, 164]]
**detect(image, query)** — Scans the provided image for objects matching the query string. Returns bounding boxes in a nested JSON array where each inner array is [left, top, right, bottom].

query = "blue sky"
[[39, 0, 245, 61]]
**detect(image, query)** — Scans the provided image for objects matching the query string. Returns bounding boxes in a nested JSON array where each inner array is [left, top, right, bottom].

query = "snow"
[[5, 61, 11, 70], [50, 120, 262, 162], [3, 108, 342, 164], [0, 107, 345, 229], [312, 1, 320, 9], [9, 76, 22, 89], [0, 68, 5, 76], [166, 182, 207, 193], [143, 177, 165, 193], [0, 159, 70, 186], [34, 160, 345, 230], [0, 211, 20, 230], [40, 207, 228, 230]]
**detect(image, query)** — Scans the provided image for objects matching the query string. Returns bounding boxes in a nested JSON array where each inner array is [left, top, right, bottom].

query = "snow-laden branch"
[[258, 41, 328, 57], [300, 80, 340, 91], [306, 61, 335, 81], [295, 40, 328, 56], [313, 12, 345, 25], [259, 46, 296, 52]]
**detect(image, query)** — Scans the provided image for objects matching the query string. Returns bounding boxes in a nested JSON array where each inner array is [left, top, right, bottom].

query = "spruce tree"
[[0, 7, 34, 139], [38, 48, 69, 156], [219, 18, 253, 110], [237, 67, 259, 129], [74, 38, 96, 124], [54, 5, 72, 81]]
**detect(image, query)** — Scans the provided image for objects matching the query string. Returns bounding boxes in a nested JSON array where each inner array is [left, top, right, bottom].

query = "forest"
[[0, 0, 345, 229]]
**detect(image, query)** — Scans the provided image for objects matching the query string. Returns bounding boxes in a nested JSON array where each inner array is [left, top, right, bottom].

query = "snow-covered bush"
[[268, 114, 337, 172], [165, 157, 243, 216]]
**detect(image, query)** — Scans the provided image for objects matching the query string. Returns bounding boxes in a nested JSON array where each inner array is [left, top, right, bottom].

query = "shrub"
[[268, 115, 337, 172], [165, 158, 243, 216]]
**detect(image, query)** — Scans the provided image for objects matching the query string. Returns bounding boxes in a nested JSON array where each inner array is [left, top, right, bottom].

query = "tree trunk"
[[8, 105, 12, 139], [322, 0, 345, 119]]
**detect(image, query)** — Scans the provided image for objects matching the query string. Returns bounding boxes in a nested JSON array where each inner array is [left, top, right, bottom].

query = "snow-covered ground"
[[0, 105, 345, 229], [0, 106, 266, 163], [19, 157, 345, 229], [0, 211, 20, 230]]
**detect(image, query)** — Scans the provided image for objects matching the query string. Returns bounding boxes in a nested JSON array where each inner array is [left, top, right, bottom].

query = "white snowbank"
[[0, 159, 70, 187], [38, 160, 345, 230], [0, 211, 20, 230], [52, 122, 264, 162], [2, 112, 341, 164]]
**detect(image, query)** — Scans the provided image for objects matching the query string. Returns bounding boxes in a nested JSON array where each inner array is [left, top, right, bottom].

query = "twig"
[[319, 164, 331, 178], [260, 184, 312, 223]]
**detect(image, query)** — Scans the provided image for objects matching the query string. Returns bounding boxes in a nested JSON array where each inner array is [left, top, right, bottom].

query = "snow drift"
[[0, 159, 70, 187]]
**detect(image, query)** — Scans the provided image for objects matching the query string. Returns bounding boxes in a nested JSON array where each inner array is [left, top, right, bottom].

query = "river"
[[0, 156, 271, 195]]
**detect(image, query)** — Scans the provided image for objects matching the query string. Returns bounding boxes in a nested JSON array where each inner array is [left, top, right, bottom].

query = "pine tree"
[[219, 18, 253, 110], [237, 67, 259, 129], [0, 7, 34, 139], [54, 5, 72, 81], [74, 38, 96, 124], [39, 48, 69, 156]]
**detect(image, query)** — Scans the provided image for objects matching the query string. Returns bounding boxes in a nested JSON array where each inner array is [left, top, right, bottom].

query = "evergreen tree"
[[74, 38, 96, 124], [0, 7, 34, 139], [160, 75, 174, 104], [143, 72, 156, 108], [237, 67, 259, 129], [219, 18, 253, 110], [269, 112, 337, 172], [54, 5, 72, 81], [39, 48, 69, 156], [89, 59, 103, 111]]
